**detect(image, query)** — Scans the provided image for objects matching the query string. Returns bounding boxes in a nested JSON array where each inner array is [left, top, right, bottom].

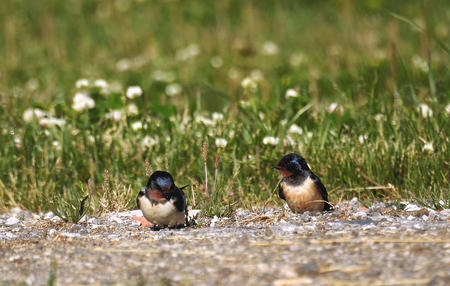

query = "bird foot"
[[132, 216, 154, 227]]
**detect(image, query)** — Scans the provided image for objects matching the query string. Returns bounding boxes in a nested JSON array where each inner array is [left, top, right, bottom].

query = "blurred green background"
[[0, 0, 448, 218]]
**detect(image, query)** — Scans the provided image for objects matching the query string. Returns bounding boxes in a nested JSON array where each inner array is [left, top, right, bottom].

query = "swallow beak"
[[180, 184, 190, 190], [272, 165, 282, 170]]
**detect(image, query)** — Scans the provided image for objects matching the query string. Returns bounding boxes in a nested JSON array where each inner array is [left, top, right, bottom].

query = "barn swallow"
[[272, 153, 332, 212], [136, 171, 188, 229]]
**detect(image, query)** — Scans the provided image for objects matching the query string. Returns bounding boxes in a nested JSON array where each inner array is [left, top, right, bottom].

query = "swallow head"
[[147, 170, 175, 192], [272, 153, 310, 177]]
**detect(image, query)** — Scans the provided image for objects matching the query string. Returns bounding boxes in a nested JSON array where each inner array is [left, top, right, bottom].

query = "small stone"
[[404, 203, 421, 212], [78, 215, 88, 223], [349, 197, 359, 208], [71, 224, 83, 232], [31, 214, 40, 220], [353, 211, 367, 218], [10, 207, 22, 215], [188, 209, 201, 221], [210, 215, 219, 227], [48, 229, 57, 237], [5, 217, 20, 226], [44, 211, 54, 219]]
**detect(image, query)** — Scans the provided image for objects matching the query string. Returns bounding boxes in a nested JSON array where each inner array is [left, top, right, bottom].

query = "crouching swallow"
[[136, 171, 188, 229], [273, 153, 332, 212]]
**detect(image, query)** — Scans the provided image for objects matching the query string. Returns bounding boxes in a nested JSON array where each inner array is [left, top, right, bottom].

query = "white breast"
[[281, 177, 324, 212], [138, 196, 185, 226]]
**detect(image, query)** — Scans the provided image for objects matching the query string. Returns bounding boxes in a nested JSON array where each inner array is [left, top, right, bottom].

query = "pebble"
[[404, 203, 422, 212], [5, 217, 20, 226], [48, 228, 57, 237], [43, 211, 54, 220], [353, 211, 367, 218], [210, 215, 219, 227]]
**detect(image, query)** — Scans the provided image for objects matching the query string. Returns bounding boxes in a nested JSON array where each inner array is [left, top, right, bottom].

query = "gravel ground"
[[1, 199, 449, 286]]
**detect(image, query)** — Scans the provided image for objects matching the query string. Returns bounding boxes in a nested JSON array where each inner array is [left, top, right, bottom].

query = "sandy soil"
[[1, 200, 449, 285]]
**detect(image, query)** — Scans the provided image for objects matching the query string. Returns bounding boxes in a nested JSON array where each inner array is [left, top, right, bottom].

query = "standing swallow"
[[272, 153, 332, 212], [136, 171, 188, 229]]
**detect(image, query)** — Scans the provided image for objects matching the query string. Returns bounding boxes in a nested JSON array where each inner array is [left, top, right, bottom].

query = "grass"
[[0, 0, 448, 221]]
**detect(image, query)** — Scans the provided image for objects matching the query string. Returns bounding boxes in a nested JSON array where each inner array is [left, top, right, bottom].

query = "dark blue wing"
[[310, 173, 332, 211]]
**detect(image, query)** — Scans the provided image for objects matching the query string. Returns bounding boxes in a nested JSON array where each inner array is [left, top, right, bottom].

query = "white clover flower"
[[263, 136, 279, 145], [212, 112, 224, 121], [307, 132, 313, 138], [328, 102, 339, 113], [228, 130, 235, 138], [241, 77, 257, 90], [131, 121, 143, 130], [116, 59, 131, 71], [75, 78, 89, 89], [165, 83, 182, 96], [258, 112, 265, 120], [142, 136, 158, 148], [26, 78, 39, 91], [210, 56, 223, 68], [106, 110, 122, 122], [152, 70, 176, 82], [71, 129, 80, 136], [412, 55, 429, 73], [14, 137, 21, 147], [283, 135, 296, 146], [289, 52, 305, 67], [195, 114, 214, 126], [39, 117, 66, 128], [228, 68, 240, 80], [239, 100, 250, 107], [215, 138, 227, 148], [417, 103, 433, 118], [176, 44, 200, 61], [23, 108, 48, 122], [423, 142, 433, 152], [52, 140, 61, 150], [87, 135, 95, 143], [262, 41, 279, 55], [94, 79, 109, 92], [126, 86, 143, 99], [288, 124, 303, 135], [374, 114, 384, 122], [285, 89, 298, 98], [250, 69, 264, 82], [358, 134, 368, 144], [72, 92, 95, 112], [445, 104, 450, 115], [126, 103, 139, 115]]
